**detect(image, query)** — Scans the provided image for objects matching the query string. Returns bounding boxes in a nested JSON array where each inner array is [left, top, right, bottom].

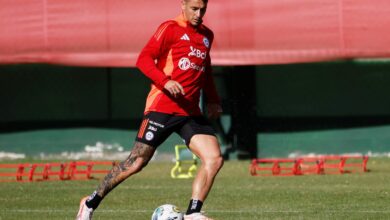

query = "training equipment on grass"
[[250, 158, 299, 176], [151, 204, 183, 220], [250, 155, 369, 176], [0, 161, 116, 182], [170, 145, 198, 179]]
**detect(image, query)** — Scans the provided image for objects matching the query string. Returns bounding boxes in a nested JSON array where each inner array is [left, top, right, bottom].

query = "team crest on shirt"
[[203, 37, 210, 48]]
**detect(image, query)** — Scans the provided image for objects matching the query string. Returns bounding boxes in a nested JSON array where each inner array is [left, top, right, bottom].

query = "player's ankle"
[[186, 199, 203, 215], [85, 191, 102, 210]]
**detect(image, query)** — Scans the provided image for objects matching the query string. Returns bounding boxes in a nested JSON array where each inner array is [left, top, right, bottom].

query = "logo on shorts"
[[148, 125, 157, 131], [145, 131, 154, 141], [150, 120, 164, 128]]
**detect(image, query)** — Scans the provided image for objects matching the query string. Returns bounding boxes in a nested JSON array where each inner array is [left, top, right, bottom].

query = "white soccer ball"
[[151, 204, 184, 220]]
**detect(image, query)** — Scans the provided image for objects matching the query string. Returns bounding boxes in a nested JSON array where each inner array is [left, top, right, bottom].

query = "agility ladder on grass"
[[0, 161, 116, 182], [250, 155, 369, 176]]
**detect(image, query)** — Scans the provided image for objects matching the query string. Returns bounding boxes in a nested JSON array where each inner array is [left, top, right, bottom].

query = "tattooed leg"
[[95, 141, 155, 197]]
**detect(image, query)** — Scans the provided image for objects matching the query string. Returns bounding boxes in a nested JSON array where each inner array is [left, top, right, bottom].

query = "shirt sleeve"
[[136, 22, 174, 90], [202, 34, 220, 104], [203, 62, 221, 104], [202, 31, 221, 104]]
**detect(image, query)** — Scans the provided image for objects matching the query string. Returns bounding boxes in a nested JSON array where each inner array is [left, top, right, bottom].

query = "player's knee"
[[121, 156, 150, 174], [215, 155, 224, 170], [132, 157, 149, 172], [139, 157, 151, 170], [204, 155, 224, 173]]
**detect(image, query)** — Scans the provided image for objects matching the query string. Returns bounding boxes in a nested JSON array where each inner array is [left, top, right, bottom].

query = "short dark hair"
[[184, 0, 208, 3]]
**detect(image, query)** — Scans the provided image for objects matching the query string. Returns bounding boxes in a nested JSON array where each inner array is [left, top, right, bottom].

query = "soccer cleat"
[[76, 196, 94, 220], [184, 212, 214, 220]]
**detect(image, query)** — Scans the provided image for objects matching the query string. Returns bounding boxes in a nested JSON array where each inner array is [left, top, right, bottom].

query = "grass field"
[[0, 158, 390, 220]]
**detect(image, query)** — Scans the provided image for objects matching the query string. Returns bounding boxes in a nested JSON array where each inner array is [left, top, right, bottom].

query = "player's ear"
[[181, 0, 186, 10]]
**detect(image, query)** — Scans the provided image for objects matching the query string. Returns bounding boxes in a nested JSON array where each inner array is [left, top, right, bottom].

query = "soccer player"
[[76, 0, 223, 219]]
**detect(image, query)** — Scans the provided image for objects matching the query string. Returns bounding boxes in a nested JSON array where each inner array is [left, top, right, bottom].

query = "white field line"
[[1, 209, 390, 214]]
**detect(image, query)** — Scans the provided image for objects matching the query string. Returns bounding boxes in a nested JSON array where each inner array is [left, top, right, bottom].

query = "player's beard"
[[193, 18, 203, 26]]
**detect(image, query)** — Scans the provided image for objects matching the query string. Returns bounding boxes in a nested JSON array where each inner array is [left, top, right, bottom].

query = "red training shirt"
[[136, 14, 220, 116]]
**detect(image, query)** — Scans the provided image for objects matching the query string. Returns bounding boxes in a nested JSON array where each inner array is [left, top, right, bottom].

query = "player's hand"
[[207, 103, 222, 119], [164, 80, 185, 98]]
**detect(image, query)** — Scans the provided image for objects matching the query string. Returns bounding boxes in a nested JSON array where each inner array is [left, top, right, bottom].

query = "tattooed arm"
[[96, 142, 155, 197]]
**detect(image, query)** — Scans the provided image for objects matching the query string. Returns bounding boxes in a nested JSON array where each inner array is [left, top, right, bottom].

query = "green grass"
[[0, 158, 390, 220]]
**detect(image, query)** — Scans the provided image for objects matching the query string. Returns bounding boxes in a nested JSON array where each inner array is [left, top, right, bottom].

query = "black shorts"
[[135, 111, 216, 148]]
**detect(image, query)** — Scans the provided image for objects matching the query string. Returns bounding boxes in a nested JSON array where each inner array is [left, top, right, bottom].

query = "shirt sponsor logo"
[[178, 58, 191, 70], [178, 57, 205, 72], [188, 46, 207, 60]]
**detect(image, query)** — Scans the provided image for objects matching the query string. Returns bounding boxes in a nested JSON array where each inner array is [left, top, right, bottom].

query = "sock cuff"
[[85, 191, 102, 210], [186, 199, 204, 215]]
